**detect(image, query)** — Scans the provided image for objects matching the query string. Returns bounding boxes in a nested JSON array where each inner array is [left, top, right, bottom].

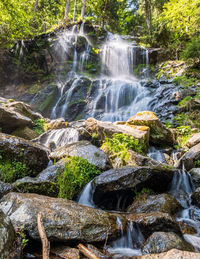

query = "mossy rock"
[[13, 177, 59, 197], [12, 126, 38, 140]]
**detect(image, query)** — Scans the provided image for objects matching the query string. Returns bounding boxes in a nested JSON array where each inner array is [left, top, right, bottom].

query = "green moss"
[[26, 83, 42, 94], [173, 75, 197, 87], [57, 156, 101, 200], [178, 96, 192, 108], [33, 118, 47, 136]]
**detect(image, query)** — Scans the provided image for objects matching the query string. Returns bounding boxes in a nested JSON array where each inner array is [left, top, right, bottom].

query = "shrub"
[[182, 36, 200, 60], [58, 157, 101, 199], [33, 119, 47, 136]]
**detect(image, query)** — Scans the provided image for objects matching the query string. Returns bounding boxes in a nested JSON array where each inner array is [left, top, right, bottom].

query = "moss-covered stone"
[[12, 126, 38, 140]]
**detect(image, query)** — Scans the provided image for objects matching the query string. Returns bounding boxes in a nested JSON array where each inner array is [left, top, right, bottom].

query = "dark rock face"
[[50, 141, 109, 170], [142, 232, 194, 254], [180, 143, 200, 171], [92, 166, 175, 210], [191, 187, 200, 206], [127, 194, 182, 215], [36, 161, 65, 182], [0, 210, 15, 259], [126, 212, 182, 239], [0, 133, 49, 173], [0, 181, 13, 199], [0, 192, 125, 243], [189, 168, 200, 188]]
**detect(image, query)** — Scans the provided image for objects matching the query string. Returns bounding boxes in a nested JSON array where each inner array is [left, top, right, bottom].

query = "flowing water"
[[147, 146, 166, 163], [77, 181, 95, 208]]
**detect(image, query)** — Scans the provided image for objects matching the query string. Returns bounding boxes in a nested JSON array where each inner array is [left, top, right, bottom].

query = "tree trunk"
[[64, 0, 70, 20], [81, 0, 86, 18], [73, 0, 77, 22], [144, 0, 152, 35]]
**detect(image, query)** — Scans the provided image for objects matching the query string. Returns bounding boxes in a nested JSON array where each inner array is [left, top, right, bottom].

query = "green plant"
[[101, 133, 146, 161], [33, 119, 46, 135], [165, 120, 173, 128], [178, 96, 192, 108], [175, 125, 192, 149], [133, 187, 152, 198], [195, 160, 200, 167], [173, 75, 196, 87], [181, 36, 200, 60], [16, 225, 29, 248], [57, 157, 101, 199]]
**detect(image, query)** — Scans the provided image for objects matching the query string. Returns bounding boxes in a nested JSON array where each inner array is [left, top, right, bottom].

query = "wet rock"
[[189, 168, 200, 188], [126, 212, 182, 238], [92, 166, 175, 210], [0, 192, 125, 242], [11, 126, 38, 140], [127, 194, 182, 215], [51, 245, 80, 259], [35, 127, 91, 150], [0, 181, 13, 199], [127, 111, 174, 146], [180, 143, 200, 171], [178, 222, 197, 235], [0, 133, 49, 173], [0, 106, 33, 134], [46, 118, 69, 130], [186, 133, 200, 149], [50, 140, 109, 170], [37, 161, 65, 182], [191, 187, 200, 206], [13, 177, 59, 197], [0, 210, 15, 259], [85, 118, 150, 146], [136, 248, 200, 259], [142, 232, 194, 254]]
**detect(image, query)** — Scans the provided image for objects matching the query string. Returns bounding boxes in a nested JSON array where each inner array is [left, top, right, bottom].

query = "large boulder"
[[0, 133, 49, 173], [127, 111, 174, 146], [11, 126, 38, 140], [0, 106, 33, 133], [92, 166, 176, 210], [186, 133, 200, 149], [142, 232, 194, 254], [180, 143, 200, 171], [85, 118, 149, 146], [127, 194, 182, 215], [0, 181, 13, 199], [50, 141, 109, 170], [37, 161, 65, 182], [0, 192, 125, 242], [136, 249, 200, 259], [191, 187, 200, 206], [126, 212, 181, 239], [0, 210, 15, 259]]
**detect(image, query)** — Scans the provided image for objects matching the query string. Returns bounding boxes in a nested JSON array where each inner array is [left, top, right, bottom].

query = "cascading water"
[[107, 217, 144, 257], [147, 146, 166, 163], [77, 181, 95, 207], [169, 166, 200, 251]]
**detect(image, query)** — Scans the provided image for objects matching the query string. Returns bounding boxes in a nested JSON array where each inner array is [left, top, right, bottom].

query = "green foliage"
[[0, 157, 31, 183], [195, 160, 200, 167], [33, 118, 46, 135], [16, 225, 29, 248], [165, 120, 173, 128], [175, 125, 192, 149], [173, 75, 196, 87], [133, 187, 153, 198], [178, 96, 192, 108], [101, 133, 146, 161], [58, 157, 101, 199], [181, 36, 200, 60]]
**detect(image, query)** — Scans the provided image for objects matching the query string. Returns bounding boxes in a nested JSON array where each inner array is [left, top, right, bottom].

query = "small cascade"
[[77, 181, 95, 208], [147, 146, 166, 163], [108, 218, 143, 257], [37, 128, 79, 149]]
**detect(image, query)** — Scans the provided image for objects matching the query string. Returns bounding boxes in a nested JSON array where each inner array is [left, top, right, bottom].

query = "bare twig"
[[37, 212, 50, 259], [78, 244, 100, 259]]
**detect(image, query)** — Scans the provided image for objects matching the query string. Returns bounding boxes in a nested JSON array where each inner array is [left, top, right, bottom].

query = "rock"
[[50, 141, 109, 170], [136, 248, 200, 259], [0, 192, 125, 242], [127, 111, 174, 146], [0, 133, 49, 173], [126, 212, 182, 239], [127, 194, 182, 215], [189, 168, 200, 188], [92, 166, 175, 210], [5, 101, 43, 121], [13, 177, 59, 197], [51, 245, 80, 259], [46, 118, 69, 130], [85, 118, 150, 146], [35, 127, 91, 150], [0, 210, 15, 259], [142, 232, 194, 254], [11, 126, 38, 140], [180, 143, 200, 171], [178, 222, 197, 235], [0, 181, 13, 199], [191, 187, 200, 206], [0, 106, 33, 134], [37, 161, 65, 182], [186, 133, 200, 149]]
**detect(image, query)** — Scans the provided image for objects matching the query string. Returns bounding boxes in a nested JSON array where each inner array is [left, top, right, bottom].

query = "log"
[[37, 212, 50, 259], [77, 244, 100, 259]]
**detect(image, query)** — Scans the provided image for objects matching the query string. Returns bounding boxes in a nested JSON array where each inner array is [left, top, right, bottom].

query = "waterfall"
[[147, 146, 166, 163], [77, 181, 95, 208], [107, 217, 143, 257]]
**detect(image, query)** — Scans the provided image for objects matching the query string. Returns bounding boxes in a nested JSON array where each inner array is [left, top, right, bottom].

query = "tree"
[[73, 0, 77, 22], [64, 0, 70, 20], [81, 0, 86, 18]]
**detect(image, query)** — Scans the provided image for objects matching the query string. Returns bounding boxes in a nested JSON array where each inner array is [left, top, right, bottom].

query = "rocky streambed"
[[0, 99, 200, 258]]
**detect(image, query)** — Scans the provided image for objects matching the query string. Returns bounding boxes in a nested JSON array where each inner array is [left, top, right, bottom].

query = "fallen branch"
[[77, 244, 100, 259], [37, 212, 50, 259]]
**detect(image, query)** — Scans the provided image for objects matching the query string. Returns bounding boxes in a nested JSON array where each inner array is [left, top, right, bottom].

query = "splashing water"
[[77, 181, 95, 208]]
